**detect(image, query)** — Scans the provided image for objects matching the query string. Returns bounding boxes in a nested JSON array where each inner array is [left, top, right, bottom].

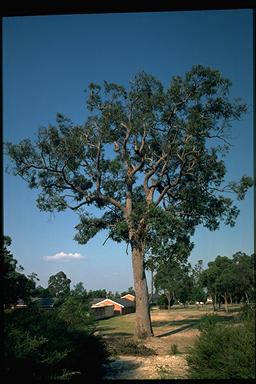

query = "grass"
[[95, 304, 240, 338], [95, 313, 136, 336]]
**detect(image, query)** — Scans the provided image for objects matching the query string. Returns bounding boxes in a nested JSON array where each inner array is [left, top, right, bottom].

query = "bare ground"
[[102, 306, 238, 380], [102, 309, 201, 379]]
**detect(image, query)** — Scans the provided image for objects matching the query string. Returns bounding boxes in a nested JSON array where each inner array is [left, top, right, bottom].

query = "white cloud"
[[43, 251, 84, 262]]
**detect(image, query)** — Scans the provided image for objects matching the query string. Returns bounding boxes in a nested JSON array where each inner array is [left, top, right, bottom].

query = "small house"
[[91, 297, 135, 315], [91, 304, 115, 320]]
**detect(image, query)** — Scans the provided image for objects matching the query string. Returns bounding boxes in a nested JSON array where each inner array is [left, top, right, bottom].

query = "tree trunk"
[[166, 292, 171, 311], [245, 291, 250, 305], [132, 246, 153, 339], [151, 269, 154, 301], [229, 293, 233, 305], [223, 292, 228, 313], [212, 293, 217, 311]]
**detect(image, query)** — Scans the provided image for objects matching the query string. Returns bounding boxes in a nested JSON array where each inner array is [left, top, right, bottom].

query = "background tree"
[[154, 234, 193, 309], [3, 236, 36, 307], [87, 289, 107, 299], [70, 281, 88, 301], [48, 271, 71, 299], [231, 252, 255, 304], [200, 254, 254, 312], [215, 256, 233, 312], [6, 65, 253, 338], [32, 285, 51, 298], [190, 260, 207, 303], [121, 287, 135, 297]]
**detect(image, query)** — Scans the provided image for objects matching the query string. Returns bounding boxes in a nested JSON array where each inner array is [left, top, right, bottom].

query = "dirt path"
[[103, 354, 188, 380], [103, 326, 200, 379]]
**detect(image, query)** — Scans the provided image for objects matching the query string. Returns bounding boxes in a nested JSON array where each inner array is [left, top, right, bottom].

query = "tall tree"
[[48, 271, 71, 298], [231, 252, 255, 304], [6, 65, 252, 338], [154, 252, 191, 310], [190, 260, 207, 303]]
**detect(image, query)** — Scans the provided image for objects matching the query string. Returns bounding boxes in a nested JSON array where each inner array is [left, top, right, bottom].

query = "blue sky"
[[3, 10, 253, 292]]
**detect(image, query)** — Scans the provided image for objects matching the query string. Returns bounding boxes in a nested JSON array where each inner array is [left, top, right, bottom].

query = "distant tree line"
[[151, 251, 254, 311]]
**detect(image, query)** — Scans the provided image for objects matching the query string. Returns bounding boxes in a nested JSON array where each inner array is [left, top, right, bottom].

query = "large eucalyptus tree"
[[6, 65, 252, 338]]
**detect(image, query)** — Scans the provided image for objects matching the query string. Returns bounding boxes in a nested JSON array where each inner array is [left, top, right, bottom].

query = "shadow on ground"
[[103, 357, 141, 379], [152, 314, 236, 328]]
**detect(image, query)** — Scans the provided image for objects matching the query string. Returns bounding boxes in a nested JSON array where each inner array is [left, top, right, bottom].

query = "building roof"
[[114, 298, 135, 307], [31, 297, 55, 308], [91, 298, 107, 305], [91, 297, 135, 308], [121, 294, 135, 301]]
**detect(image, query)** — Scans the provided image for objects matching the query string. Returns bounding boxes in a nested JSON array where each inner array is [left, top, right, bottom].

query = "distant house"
[[121, 293, 135, 302], [31, 297, 55, 309], [91, 303, 115, 320], [91, 297, 135, 315]]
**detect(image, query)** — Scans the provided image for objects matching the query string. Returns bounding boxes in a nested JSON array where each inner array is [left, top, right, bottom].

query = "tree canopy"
[[48, 271, 71, 299], [6, 65, 253, 338], [201, 252, 255, 311]]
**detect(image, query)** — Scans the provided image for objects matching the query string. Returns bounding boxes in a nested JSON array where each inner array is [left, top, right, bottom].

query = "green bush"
[[4, 304, 109, 381], [187, 318, 255, 379], [106, 336, 156, 356], [198, 314, 220, 332], [239, 303, 255, 321], [169, 343, 179, 355]]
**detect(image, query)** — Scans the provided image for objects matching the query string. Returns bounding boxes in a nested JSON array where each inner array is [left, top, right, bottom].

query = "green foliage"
[[57, 295, 94, 332], [4, 304, 109, 380], [48, 271, 71, 299], [187, 318, 255, 379], [106, 337, 156, 356], [169, 343, 179, 355], [32, 285, 51, 298], [154, 255, 193, 308], [3, 236, 36, 307], [198, 314, 220, 332], [157, 294, 173, 309], [239, 303, 255, 321], [201, 252, 255, 307], [5, 66, 252, 250], [5, 67, 253, 337]]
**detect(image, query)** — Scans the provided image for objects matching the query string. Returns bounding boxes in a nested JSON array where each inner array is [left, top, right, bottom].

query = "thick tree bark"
[[132, 246, 154, 339]]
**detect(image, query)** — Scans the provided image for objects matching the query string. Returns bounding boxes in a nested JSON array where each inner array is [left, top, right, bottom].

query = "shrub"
[[198, 314, 220, 332], [187, 318, 255, 379], [106, 337, 156, 356], [169, 343, 179, 355], [239, 303, 255, 321], [4, 304, 109, 381]]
